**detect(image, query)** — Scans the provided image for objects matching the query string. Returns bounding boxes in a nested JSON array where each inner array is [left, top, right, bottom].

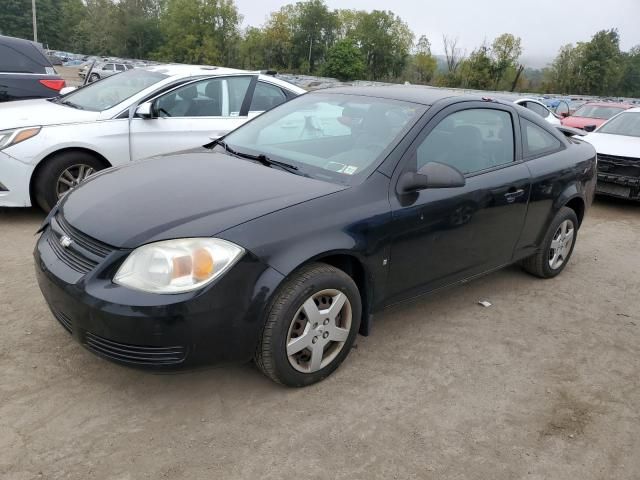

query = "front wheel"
[[89, 73, 99, 82], [521, 206, 578, 278], [34, 151, 105, 212], [255, 263, 362, 387]]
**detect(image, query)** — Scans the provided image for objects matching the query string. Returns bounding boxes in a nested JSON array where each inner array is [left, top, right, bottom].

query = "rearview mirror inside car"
[[583, 125, 597, 133], [398, 162, 466, 194], [136, 101, 155, 119]]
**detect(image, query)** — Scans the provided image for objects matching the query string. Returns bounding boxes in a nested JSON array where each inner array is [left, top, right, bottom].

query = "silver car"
[[80, 62, 133, 82]]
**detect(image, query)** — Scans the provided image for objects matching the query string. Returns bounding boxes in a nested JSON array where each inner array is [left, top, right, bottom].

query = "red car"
[[561, 102, 633, 130]]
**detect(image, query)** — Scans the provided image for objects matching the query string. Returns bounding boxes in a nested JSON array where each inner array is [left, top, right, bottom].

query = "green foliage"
[[323, 38, 365, 80], [543, 29, 636, 96], [1, 0, 638, 96]]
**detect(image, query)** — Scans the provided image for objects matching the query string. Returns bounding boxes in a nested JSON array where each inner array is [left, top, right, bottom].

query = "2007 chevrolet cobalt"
[[35, 86, 597, 386]]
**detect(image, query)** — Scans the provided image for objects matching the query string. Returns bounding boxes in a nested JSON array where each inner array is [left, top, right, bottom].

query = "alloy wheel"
[[286, 289, 352, 373], [56, 164, 95, 199], [548, 219, 575, 270]]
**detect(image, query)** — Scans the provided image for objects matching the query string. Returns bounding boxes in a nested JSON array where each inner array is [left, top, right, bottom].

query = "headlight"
[[114, 238, 244, 294], [0, 127, 41, 151]]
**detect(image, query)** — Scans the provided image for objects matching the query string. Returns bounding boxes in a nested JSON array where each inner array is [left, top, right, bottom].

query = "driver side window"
[[415, 108, 515, 175], [155, 77, 253, 118], [156, 78, 224, 117]]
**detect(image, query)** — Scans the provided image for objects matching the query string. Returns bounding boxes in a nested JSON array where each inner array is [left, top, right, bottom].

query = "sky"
[[234, 0, 640, 68]]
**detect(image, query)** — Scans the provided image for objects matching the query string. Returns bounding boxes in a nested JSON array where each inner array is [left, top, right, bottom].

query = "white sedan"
[[583, 107, 640, 201], [514, 98, 562, 125], [0, 64, 305, 211]]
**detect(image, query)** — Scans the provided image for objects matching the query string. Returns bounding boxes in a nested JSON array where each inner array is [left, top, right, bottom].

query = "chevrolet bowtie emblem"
[[60, 235, 73, 248]]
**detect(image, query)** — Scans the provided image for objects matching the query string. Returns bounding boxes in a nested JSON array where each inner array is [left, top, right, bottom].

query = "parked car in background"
[[0, 64, 305, 211], [0, 35, 66, 102], [562, 102, 633, 130], [33, 87, 596, 386], [583, 107, 640, 200], [79, 62, 133, 82], [514, 98, 561, 125]]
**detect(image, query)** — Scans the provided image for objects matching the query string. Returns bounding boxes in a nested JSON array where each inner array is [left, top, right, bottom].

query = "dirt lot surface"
[[1, 198, 639, 480]]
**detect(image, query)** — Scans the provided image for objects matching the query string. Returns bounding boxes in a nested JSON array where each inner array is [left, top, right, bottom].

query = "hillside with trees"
[[0, 0, 638, 96]]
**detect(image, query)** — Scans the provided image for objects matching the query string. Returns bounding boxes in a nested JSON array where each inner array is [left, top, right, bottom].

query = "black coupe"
[[35, 86, 597, 386]]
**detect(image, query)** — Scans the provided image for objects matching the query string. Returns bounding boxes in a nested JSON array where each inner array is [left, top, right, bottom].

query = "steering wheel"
[[158, 108, 172, 117]]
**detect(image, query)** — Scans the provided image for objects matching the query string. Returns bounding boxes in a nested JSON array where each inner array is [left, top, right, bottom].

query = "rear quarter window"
[[0, 42, 47, 73], [522, 119, 563, 158]]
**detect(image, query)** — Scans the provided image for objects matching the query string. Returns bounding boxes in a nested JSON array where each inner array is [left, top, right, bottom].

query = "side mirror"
[[583, 124, 597, 133], [560, 112, 570, 118], [135, 101, 155, 119], [59, 86, 77, 96], [397, 162, 465, 194]]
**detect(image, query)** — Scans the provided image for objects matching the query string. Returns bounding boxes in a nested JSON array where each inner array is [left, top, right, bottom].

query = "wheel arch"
[[29, 147, 111, 207], [286, 251, 373, 337], [564, 196, 585, 227]]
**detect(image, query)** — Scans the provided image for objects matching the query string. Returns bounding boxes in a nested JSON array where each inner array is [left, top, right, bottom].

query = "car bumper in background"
[[0, 150, 33, 207], [34, 220, 284, 370], [596, 154, 640, 200]]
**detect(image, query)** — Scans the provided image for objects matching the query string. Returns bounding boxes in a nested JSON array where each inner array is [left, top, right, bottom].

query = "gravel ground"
[[0, 198, 639, 480]]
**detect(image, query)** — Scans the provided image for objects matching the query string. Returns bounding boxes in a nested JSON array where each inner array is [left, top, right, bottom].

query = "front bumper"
[[34, 221, 284, 370], [596, 154, 640, 200], [0, 150, 33, 207]]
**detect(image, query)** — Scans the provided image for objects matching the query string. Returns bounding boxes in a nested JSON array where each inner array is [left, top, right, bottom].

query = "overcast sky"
[[234, 0, 640, 67]]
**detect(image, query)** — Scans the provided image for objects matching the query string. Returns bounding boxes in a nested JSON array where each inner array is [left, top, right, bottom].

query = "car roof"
[[138, 64, 305, 93], [143, 63, 256, 78], [314, 85, 474, 106]]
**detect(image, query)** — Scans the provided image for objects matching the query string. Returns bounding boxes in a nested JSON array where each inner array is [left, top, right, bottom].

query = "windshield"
[[60, 69, 168, 111], [598, 112, 640, 137], [573, 104, 625, 120], [223, 93, 425, 185]]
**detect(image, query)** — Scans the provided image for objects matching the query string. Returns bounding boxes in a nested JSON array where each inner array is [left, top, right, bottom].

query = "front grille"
[[51, 308, 73, 334], [45, 215, 115, 275], [84, 332, 187, 366], [46, 228, 98, 274], [597, 153, 640, 179], [56, 215, 114, 257]]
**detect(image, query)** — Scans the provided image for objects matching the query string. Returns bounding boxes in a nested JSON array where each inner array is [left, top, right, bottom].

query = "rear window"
[[0, 40, 48, 74]]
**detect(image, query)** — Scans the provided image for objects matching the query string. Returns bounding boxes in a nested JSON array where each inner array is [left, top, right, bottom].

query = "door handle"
[[504, 188, 525, 202]]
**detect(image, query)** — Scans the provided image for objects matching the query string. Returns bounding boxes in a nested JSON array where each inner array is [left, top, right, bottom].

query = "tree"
[[323, 38, 365, 80], [491, 33, 522, 89], [155, 0, 241, 65], [443, 35, 463, 74], [459, 45, 493, 89], [289, 0, 338, 73], [262, 6, 295, 70], [580, 29, 622, 95], [352, 10, 413, 80], [411, 35, 437, 83]]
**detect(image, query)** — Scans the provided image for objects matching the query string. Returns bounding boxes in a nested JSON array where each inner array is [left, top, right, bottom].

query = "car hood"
[[61, 152, 347, 248], [583, 132, 640, 158], [561, 116, 605, 129], [0, 99, 100, 130]]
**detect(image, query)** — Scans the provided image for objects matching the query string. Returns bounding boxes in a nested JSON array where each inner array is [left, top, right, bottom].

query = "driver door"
[[386, 102, 531, 304], [129, 75, 257, 160]]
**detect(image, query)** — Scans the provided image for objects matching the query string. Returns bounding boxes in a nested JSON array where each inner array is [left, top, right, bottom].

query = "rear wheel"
[[34, 151, 105, 212], [521, 206, 578, 278], [255, 263, 361, 387]]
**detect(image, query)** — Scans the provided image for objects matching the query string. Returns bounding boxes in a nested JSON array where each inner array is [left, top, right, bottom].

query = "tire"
[[89, 73, 99, 82], [34, 151, 105, 212], [521, 206, 579, 278], [255, 263, 362, 387]]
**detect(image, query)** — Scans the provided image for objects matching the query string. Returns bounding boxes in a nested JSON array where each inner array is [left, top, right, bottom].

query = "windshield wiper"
[[60, 100, 84, 110], [208, 139, 300, 173]]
